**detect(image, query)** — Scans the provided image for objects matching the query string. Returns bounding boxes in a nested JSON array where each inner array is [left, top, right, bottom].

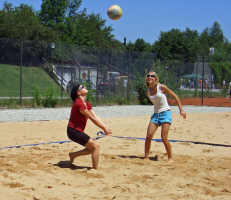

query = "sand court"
[[0, 112, 231, 200]]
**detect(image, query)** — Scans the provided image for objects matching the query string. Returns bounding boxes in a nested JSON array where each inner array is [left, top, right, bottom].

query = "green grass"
[[0, 64, 61, 97]]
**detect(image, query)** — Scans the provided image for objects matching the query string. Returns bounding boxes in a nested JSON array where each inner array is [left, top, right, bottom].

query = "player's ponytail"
[[70, 84, 80, 102]]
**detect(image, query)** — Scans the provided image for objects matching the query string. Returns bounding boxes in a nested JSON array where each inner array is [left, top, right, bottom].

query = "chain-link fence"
[[0, 38, 228, 104]]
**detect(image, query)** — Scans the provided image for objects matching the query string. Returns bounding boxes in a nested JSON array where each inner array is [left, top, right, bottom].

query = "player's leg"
[[159, 110, 172, 160], [67, 127, 93, 164], [161, 123, 172, 160], [69, 138, 100, 169], [85, 139, 100, 169], [144, 121, 158, 159], [69, 148, 91, 164]]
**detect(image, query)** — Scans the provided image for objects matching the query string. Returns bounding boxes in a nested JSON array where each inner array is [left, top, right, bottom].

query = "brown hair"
[[70, 84, 81, 102]]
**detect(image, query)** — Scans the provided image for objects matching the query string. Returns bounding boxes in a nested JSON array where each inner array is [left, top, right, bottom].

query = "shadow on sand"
[[53, 160, 91, 170], [117, 155, 158, 161]]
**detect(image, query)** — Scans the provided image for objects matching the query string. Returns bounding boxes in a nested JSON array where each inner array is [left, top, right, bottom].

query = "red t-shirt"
[[68, 98, 92, 132]]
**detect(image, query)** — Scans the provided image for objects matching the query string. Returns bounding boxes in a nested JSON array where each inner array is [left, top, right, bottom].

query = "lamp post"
[[49, 42, 55, 75], [201, 47, 214, 105], [123, 37, 130, 101], [201, 56, 205, 105], [209, 47, 214, 91], [50, 42, 55, 62], [165, 65, 168, 85], [50, 42, 55, 49]]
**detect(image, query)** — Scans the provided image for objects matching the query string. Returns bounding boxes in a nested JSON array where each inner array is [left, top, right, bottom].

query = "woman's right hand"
[[104, 127, 112, 136]]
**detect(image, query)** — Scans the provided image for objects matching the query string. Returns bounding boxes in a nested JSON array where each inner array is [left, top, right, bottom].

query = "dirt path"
[[169, 97, 231, 107]]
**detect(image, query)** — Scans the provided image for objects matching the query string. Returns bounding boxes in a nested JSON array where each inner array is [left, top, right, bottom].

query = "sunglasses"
[[78, 85, 84, 90], [146, 74, 155, 78]]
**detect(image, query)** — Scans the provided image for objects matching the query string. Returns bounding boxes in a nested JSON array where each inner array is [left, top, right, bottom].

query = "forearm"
[[89, 116, 107, 131], [89, 110, 106, 128], [165, 86, 186, 119], [174, 96, 186, 119], [174, 96, 183, 112]]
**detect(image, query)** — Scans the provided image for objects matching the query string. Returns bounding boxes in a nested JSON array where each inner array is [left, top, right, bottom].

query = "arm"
[[80, 109, 112, 135], [88, 109, 107, 127], [161, 84, 186, 119]]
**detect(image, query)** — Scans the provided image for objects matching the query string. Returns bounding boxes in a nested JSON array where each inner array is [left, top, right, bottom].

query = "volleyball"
[[107, 5, 122, 20]]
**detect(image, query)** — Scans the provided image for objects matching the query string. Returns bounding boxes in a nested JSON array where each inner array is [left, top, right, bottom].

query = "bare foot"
[[89, 168, 97, 171], [69, 152, 74, 164], [143, 156, 149, 160], [153, 155, 158, 161], [167, 158, 174, 163]]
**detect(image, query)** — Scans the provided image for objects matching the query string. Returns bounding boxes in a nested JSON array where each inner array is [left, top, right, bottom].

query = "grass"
[[0, 98, 73, 109], [0, 64, 61, 97], [1, 64, 227, 108], [0, 64, 137, 108]]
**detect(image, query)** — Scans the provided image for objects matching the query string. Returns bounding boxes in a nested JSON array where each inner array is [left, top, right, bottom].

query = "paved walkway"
[[1, 105, 231, 122]]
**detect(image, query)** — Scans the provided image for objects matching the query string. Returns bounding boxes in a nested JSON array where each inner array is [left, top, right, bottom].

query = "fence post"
[[126, 49, 130, 102], [19, 40, 23, 105], [201, 56, 205, 105], [61, 70, 64, 98]]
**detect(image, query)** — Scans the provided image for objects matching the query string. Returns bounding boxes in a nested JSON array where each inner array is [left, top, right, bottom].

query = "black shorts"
[[67, 127, 90, 146]]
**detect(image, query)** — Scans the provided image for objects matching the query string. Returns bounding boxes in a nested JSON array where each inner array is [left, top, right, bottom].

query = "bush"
[[116, 96, 127, 105], [210, 62, 231, 86], [87, 89, 96, 106], [32, 86, 58, 107], [32, 85, 42, 107], [220, 88, 228, 97], [134, 73, 150, 105], [41, 87, 58, 107]]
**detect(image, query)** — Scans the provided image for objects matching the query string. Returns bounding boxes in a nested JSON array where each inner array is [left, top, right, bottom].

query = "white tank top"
[[147, 84, 170, 113]]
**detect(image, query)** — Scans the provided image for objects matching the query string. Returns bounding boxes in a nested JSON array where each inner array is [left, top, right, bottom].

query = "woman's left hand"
[[180, 110, 186, 119]]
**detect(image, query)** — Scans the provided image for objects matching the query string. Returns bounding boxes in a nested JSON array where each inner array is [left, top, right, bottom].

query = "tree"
[[199, 28, 210, 52], [183, 28, 200, 62], [2, 1, 13, 12], [0, 3, 58, 66], [66, 0, 82, 17], [0, 3, 57, 41], [59, 12, 114, 47], [39, 0, 68, 26], [209, 21, 224, 47], [152, 29, 186, 61], [134, 38, 151, 52], [39, 0, 115, 48], [199, 22, 225, 55]]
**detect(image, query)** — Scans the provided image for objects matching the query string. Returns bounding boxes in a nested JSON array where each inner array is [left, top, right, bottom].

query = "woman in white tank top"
[[145, 71, 186, 161]]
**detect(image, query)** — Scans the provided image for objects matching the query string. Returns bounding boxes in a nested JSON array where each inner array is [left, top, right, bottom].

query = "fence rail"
[[0, 38, 229, 104]]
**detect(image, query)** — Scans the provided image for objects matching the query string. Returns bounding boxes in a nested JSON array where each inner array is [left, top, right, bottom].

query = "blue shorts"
[[150, 110, 172, 126]]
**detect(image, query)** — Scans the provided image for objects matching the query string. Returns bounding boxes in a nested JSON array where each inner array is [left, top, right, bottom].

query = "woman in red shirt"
[[67, 84, 112, 169]]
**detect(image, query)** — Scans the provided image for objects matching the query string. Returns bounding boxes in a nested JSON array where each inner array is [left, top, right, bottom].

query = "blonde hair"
[[146, 71, 159, 87]]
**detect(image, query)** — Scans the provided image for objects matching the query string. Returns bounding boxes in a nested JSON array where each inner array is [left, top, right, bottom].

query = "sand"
[[0, 112, 231, 200]]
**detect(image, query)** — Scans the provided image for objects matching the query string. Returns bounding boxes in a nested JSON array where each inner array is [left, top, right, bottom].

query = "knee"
[[86, 140, 100, 152], [161, 136, 168, 143], [92, 142, 100, 151], [146, 133, 153, 141]]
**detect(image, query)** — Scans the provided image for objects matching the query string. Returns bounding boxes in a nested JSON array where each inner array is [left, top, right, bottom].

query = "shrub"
[[116, 96, 127, 105], [87, 89, 96, 106], [134, 73, 150, 105], [32, 85, 42, 107], [41, 87, 58, 108]]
